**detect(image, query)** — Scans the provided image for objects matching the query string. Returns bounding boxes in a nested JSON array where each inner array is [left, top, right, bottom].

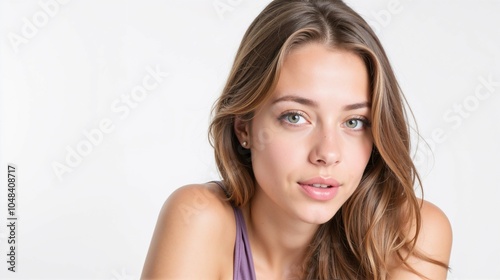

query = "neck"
[[242, 188, 319, 278]]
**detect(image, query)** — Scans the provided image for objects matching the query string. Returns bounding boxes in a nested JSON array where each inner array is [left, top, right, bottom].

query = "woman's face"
[[243, 43, 373, 225]]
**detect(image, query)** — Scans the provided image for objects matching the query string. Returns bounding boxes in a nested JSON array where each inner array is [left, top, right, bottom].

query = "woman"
[[141, 0, 452, 279]]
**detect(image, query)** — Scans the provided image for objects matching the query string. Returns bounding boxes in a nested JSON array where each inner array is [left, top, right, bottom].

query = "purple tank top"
[[232, 206, 257, 280], [212, 181, 256, 280]]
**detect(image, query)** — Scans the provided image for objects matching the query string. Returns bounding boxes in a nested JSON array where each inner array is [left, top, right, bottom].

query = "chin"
[[298, 205, 340, 225]]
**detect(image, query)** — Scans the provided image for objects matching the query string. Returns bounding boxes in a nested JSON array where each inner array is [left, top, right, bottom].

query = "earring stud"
[[242, 141, 248, 147]]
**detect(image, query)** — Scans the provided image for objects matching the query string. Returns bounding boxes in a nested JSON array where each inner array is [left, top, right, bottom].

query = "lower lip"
[[299, 184, 339, 201]]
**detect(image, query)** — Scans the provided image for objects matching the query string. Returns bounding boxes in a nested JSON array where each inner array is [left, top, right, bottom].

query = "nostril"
[[316, 158, 327, 164]]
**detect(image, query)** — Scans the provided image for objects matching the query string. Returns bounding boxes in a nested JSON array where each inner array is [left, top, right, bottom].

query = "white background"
[[0, 0, 499, 279]]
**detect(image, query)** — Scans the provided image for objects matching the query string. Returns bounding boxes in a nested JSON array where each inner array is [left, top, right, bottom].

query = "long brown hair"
[[209, 0, 447, 279]]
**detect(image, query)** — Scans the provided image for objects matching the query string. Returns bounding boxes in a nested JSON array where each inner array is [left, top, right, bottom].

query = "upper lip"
[[298, 177, 340, 188]]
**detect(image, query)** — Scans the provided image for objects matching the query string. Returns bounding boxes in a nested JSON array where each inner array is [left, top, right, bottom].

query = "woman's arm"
[[389, 200, 453, 279], [141, 184, 235, 280]]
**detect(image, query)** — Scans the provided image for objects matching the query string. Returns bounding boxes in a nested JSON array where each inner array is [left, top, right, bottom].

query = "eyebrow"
[[272, 95, 318, 107], [272, 95, 370, 111], [343, 102, 370, 111]]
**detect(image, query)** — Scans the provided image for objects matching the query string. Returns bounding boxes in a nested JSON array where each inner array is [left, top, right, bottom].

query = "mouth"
[[302, 183, 332, 189], [298, 177, 340, 189], [297, 178, 340, 201]]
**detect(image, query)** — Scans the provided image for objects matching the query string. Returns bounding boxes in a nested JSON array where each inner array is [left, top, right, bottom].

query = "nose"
[[308, 129, 341, 166]]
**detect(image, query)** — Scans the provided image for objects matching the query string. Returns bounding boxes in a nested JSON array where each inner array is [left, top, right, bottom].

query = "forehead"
[[271, 43, 370, 106]]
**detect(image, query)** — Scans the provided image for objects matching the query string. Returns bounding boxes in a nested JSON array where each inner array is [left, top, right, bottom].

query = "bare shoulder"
[[403, 199, 453, 252], [161, 183, 234, 226], [417, 199, 453, 264], [141, 183, 236, 280], [389, 199, 453, 279]]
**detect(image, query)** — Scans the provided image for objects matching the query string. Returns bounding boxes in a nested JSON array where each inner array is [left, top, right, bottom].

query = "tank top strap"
[[208, 180, 256, 279], [232, 206, 257, 280]]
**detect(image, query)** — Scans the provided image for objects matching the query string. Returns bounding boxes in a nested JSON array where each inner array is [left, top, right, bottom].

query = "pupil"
[[289, 114, 299, 123], [348, 120, 357, 127]]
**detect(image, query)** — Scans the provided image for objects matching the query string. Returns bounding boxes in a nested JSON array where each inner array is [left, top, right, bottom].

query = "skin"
[[236, 43, 373, 278], [141, 43, 452, 279]]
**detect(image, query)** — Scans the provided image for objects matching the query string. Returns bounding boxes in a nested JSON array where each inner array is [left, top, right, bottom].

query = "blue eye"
[[279, 112, 307, 125]]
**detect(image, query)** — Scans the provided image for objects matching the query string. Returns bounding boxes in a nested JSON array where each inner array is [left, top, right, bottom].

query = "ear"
[[234, 116, 250, 146]]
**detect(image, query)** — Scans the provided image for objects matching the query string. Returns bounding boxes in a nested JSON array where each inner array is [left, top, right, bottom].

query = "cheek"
[[251, 128, 294, 171], [355, 138, 373, 166], [344, 137, 373, 183], [249, 125, 277, 153], [249, 123, 307, 185]]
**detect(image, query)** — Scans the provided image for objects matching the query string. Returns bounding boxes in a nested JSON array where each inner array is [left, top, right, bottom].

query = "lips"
[[298, 177, 340, 201], [309, 184, 330, 188], [298, 177, 340, 188]]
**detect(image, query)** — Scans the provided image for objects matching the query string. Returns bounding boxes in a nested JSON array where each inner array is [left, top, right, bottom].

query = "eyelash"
[[278, 111, 308, 126], [278, 112, 372, 130], [345, 116, 372, 131]]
